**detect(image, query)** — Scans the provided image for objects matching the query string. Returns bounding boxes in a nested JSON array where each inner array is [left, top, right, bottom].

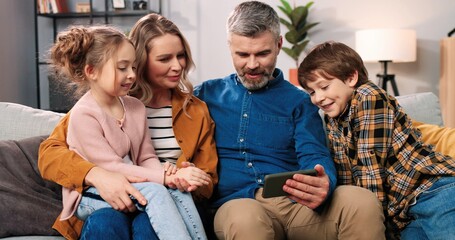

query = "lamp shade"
[[355, 29, 417, 63]]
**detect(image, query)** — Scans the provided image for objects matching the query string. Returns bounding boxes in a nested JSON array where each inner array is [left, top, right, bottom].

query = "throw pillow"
[[414, 120, 455, 157], [0, 135, 62, 237]]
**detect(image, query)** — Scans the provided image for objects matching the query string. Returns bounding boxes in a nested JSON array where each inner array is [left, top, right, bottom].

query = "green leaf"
[[295, 22, 319, 41], [294, 40, 310, 55], [285, 30, 299, 44], [300, 22, 319, 33], [305, 1, 314, 9], [279, 18, 293, 31], [277, 1, 318, 62], [296, 18, 307, 30], [296, 32, 307, 43], [282, 47, 299, 61], [280, 0, 292, 13], [278, 6, 291, 19], [291, 6, 308, 26]]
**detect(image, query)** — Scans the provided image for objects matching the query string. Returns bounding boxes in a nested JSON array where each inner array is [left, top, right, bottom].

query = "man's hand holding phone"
[[282, 165, 330, 209], [262, 169, 318, 198]]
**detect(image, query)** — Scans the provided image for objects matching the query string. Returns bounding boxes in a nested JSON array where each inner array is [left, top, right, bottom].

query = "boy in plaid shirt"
[[298, 41, 455, 240]]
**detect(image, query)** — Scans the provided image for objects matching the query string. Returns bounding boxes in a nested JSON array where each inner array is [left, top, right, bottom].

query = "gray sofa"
[[0, 92, 444, 239]]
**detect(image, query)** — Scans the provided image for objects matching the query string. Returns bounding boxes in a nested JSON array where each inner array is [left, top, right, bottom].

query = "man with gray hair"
[[194, 1, 386, 239]]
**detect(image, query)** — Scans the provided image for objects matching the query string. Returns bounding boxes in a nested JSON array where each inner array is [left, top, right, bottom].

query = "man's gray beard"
[[238, 74, 270, 91]]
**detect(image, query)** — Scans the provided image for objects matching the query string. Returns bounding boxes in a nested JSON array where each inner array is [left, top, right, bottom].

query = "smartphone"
[[262, 169, 318, 198]]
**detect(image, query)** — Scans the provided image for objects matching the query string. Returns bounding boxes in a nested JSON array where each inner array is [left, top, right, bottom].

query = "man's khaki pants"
[[214, 186, 385, 240]]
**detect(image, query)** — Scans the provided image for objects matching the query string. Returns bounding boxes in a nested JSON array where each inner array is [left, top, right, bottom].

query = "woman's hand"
[[84, 167, 147, 212]]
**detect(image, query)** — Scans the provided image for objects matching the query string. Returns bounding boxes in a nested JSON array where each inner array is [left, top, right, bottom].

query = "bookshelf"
[[34, 0, 161, 111]]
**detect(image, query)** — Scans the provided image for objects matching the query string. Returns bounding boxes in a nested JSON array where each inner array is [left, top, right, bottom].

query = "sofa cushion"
[[413, 121, 455, 157], [0, 136, 62, 238], [0, 102, 63, 141], [395, 92, 443, 126]]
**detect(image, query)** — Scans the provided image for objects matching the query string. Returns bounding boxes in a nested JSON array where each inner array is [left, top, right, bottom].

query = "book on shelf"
[[37, 0, 68, 14]]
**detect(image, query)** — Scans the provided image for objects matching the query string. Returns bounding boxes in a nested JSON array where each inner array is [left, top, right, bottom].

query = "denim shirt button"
[[243, 113, 248, 118], [242, 151, 246, 155], [257, 178, 262, 183], [239, 138, 244, 142], [247, 162, 253, 167]]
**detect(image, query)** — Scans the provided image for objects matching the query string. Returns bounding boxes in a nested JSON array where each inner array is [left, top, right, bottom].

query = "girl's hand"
[[173, 162, 199, 192], [163, 161, 178, 176], [174, 166, 211, 187]]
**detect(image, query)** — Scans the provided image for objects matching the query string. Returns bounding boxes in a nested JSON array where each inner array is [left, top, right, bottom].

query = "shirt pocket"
[[250, 113, 293, 149], [352, 150, 386, 189]]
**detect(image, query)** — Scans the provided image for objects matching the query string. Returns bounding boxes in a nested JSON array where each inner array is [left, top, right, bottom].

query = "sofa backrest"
[[0, 91, 443, 141], [395, 92, 443, 126], [0, 102, 64, 141]]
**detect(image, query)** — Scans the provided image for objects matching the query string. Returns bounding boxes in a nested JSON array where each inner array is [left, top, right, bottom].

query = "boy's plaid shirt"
[[326, 82, 455, 230]]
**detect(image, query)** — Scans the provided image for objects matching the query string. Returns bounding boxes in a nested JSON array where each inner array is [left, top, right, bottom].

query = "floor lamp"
[[355, 29, 417, 96]]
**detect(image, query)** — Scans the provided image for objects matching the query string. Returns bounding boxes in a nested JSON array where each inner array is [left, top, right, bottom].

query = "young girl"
[[49, 25, 208, 240]]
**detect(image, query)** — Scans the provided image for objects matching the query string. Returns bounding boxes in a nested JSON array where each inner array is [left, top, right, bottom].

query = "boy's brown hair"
[[298, 41, 369, 89]]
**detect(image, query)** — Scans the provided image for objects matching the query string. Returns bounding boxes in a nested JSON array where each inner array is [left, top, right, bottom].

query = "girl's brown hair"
[[49, 25, 131, 97]]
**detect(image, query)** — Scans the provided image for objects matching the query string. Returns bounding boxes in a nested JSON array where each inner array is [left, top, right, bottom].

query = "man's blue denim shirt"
[[194, 69, 336, 208]]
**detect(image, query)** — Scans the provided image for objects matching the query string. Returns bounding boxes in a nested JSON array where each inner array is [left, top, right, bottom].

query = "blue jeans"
[[401, 177, 455, 240], [77, 182, 207, 240], [80, 208, 158, 240]]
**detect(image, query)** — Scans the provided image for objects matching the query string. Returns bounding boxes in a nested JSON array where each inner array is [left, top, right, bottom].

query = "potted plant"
[[278, 0, 318, 85]]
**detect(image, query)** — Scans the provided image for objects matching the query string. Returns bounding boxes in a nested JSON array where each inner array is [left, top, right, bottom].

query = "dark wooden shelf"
[[37, 10, 153, 19]]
